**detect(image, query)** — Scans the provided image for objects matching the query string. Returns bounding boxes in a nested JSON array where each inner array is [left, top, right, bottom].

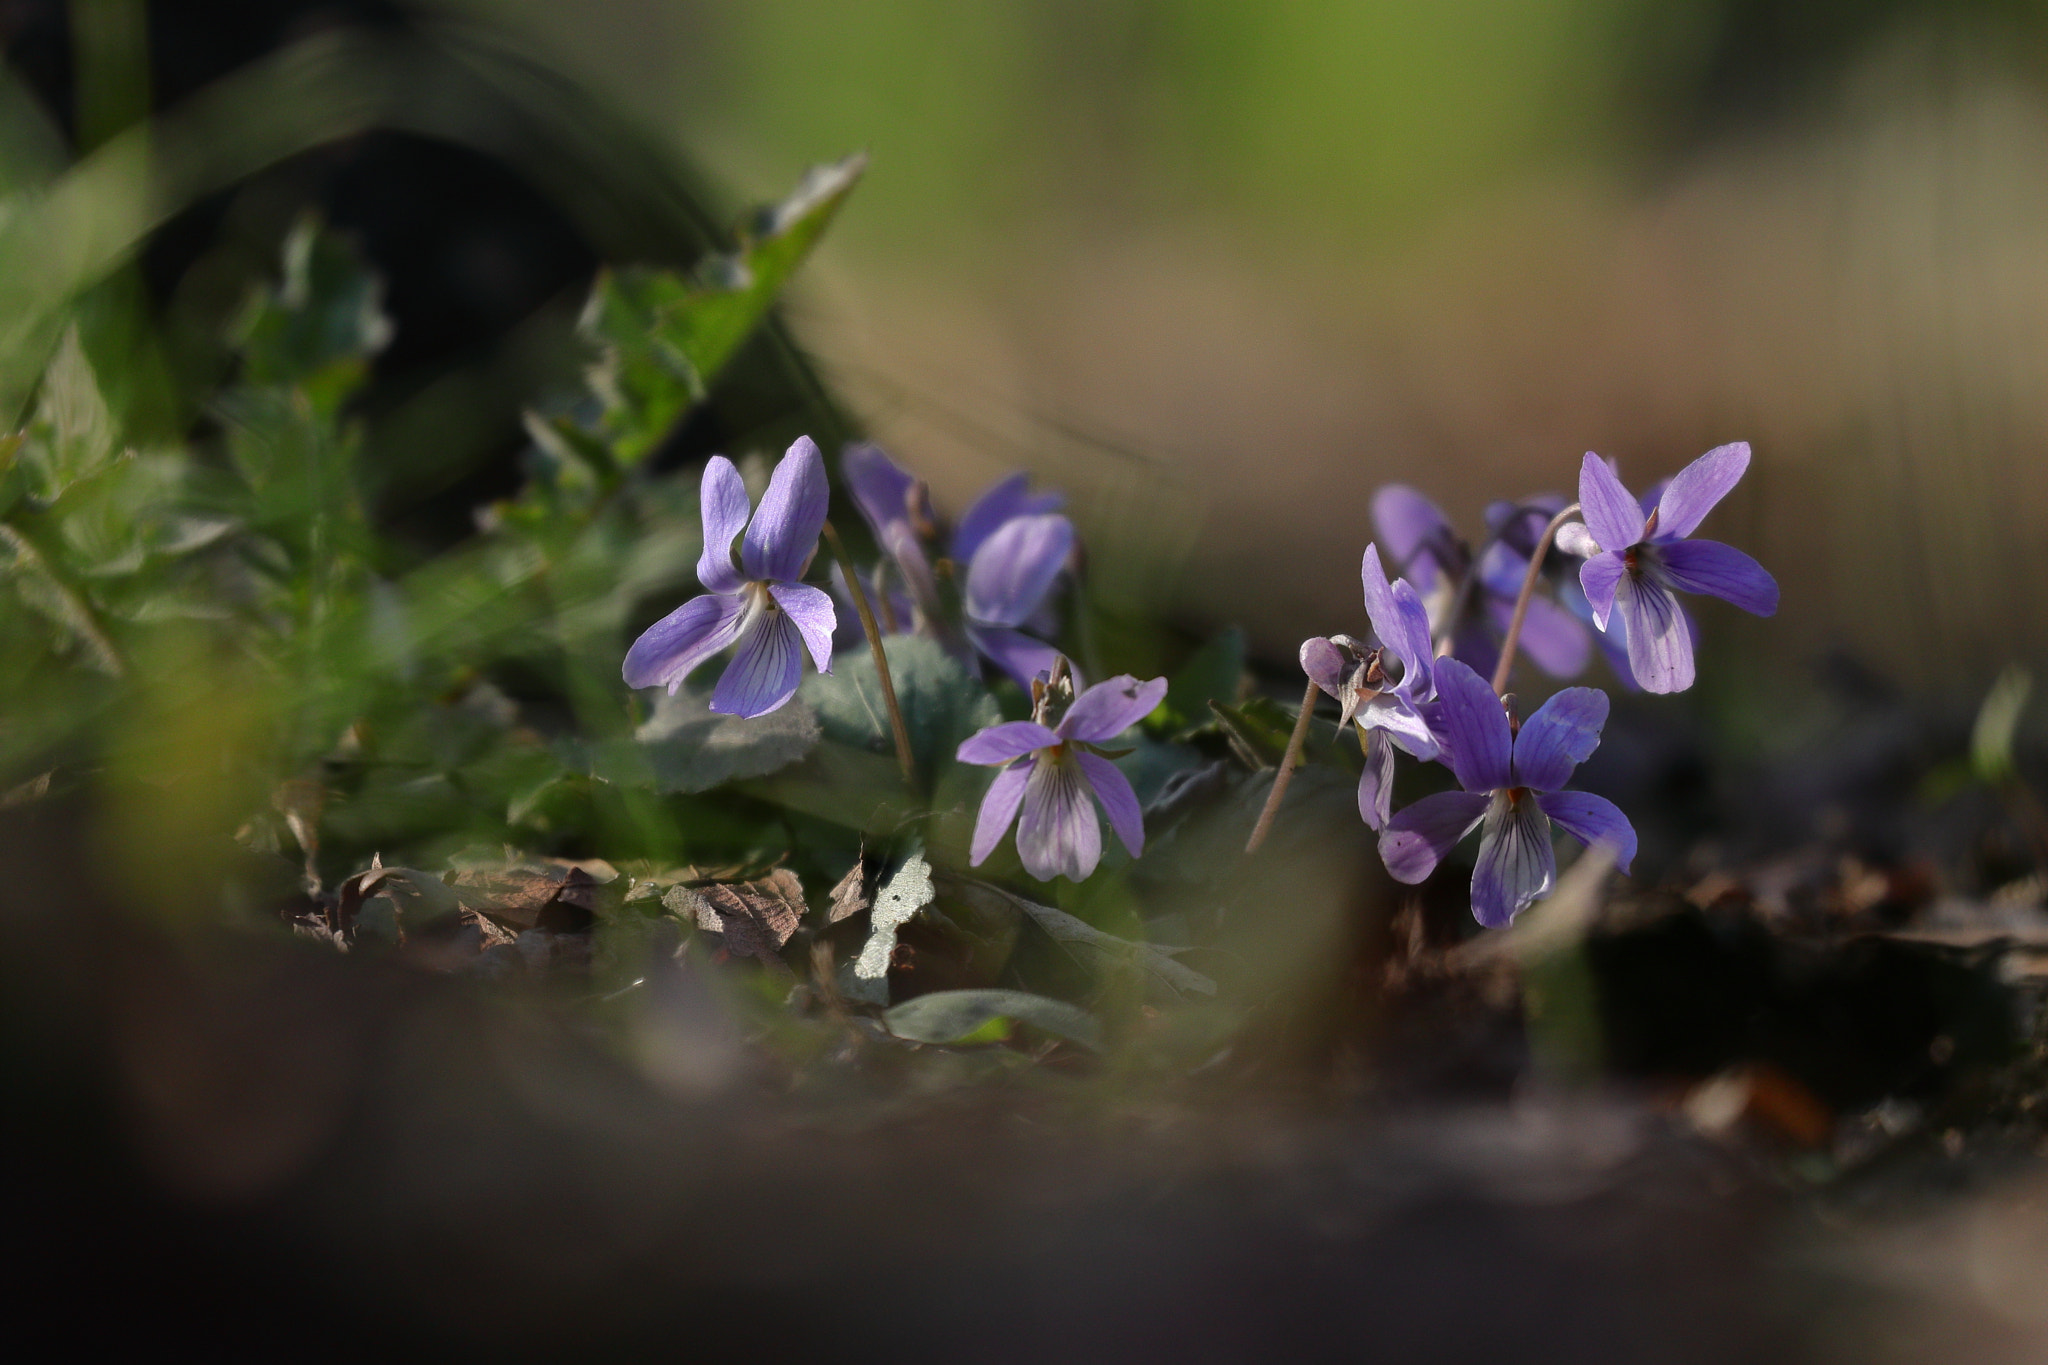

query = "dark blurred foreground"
[[6, 776, 2047, 1365]]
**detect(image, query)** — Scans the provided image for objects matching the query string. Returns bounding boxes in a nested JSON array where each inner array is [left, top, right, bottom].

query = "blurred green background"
[[451, 0, 2048, 688], [8, 0, 2048, 686]]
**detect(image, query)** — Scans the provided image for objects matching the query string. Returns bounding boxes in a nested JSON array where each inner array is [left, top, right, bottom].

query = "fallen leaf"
[[336, 864, 461, 945], [448, 861, 617, 931], [667, 869, 806, 972], [844, 851, 935, 1004], [825, 855, 869, 925], [448, 866, 562, 930]]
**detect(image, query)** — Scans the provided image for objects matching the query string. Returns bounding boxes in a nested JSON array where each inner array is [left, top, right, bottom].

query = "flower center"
[[737, 580, 777, 635]]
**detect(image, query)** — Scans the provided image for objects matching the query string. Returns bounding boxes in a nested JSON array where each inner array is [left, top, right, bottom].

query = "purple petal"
[[1357, 728, 1396, 831], [964, 513, 1073, 629], [1486, 495, 1568, 555], [1362, 544, 1434, 681], [697, 457, 751, 594], [952, 472, 1064, 565], [1477, 540, 1530, 601], [1614, 574, 1694, 694], [1653, 442, 1750, 541], [767, 581, 835, 673], [1388, 582, 1440, 700], [740, 436, 830, 583], [970, 760, 1031, 866], [1075, 751, 1144, 857], [1379, 789, 1489, 883], [1016, 754, 1102, 882], [1656, 539, 1778, 617], [1430, 656, 1513, 793], [1371, 485, 1456, 590], [956, 720, 1059, 766], [1300, 636, 1347, 700], [841, 441, 916, 544], [1579, 551, 1626, 630], [1358, 694, 1441, 762], [1470, 792, 1557, 928], [1446, 623, 1502, 691], [966, 625, 1067, 692], [882, 521, 940, 611], [1060, 674, 1167, 743], [1512, 687, 1609, 791], [1499, 592, 1592, 679], [710, 612, 804, 718], [1557, 572, 1638, 689], [1536, 790, 1637, 875], [1578, 453, 1646, 552], [623, 592, 746, 691]]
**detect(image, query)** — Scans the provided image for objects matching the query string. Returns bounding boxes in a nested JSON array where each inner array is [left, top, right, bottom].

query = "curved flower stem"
[[1489, 501, 1581, 696], [1429, 497, 1553, 658], [822, 520, 917, 787], [1245, 678, 1322, 855]]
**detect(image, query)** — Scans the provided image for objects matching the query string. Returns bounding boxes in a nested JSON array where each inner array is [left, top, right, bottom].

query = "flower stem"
[[1489, 502, 1581, 696], [1245, 678, 1322, 855], [822, 520, 917, 787]]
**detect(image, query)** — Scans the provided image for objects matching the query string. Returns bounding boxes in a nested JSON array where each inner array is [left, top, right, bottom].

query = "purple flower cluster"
[[1372, 486, 1591, 684], [842, 443, 1075, 690], [621, 431, 1776, 922], [1296, 442, 1777, 926]]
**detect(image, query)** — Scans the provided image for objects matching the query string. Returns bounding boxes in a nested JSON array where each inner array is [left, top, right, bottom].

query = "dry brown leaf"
[[670, 869, 806, 972], [825, 856, 869, 925], [448, 861, 617, 931], [448, 867, 561, 929]]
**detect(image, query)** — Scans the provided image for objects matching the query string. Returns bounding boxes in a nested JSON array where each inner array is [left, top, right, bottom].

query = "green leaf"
[[1207, 697, 1293, 769], [884, 989, 1101, 1050], [0, 522, 122, 674], [584, 685, 821, 795], [582, 153, 865, 464], [17, 325, 119, 504], [843, 848, 935, 1005], [228, 214, 391, 415], [951, 878, 1218, 1000], [803, 634, 999, 778], [1159, 626, 1245, 733]]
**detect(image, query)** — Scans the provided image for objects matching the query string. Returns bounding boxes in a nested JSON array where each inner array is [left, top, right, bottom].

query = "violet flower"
[[1372, 484, 1590, 682], [957, 673, 1166, 882], [1564, 444, 1778, 694], [1299, 544, 1444, 829], [1379, 656, 1636, 928], [621, 437, 835, 718], [842, 443, 1073, 689]]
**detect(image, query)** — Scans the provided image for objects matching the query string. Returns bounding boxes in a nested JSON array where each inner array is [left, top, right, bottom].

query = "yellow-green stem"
[[822, 520, 916, 787], [1245, 678, 1322, 855]]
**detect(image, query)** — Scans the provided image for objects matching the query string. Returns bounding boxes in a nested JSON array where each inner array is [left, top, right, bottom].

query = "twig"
[[822, 520, 917, 786], [1490, 502, 1581, 696], [1245, 678, 1322, 855]]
